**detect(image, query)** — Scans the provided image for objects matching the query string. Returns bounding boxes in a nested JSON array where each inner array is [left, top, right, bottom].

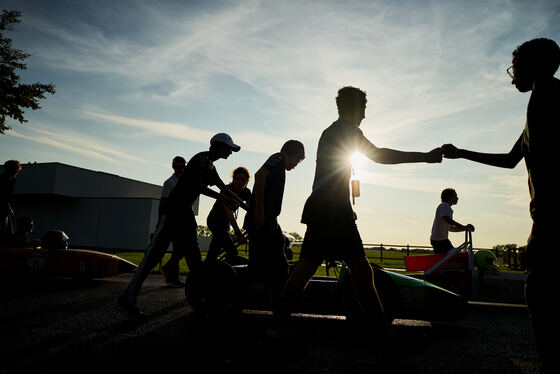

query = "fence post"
[[407, 244, 410, 256], [380, 244, 383, 263]]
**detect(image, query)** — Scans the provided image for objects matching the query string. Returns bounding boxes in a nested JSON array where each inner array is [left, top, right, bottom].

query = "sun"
[[350, 152, 368, 174]]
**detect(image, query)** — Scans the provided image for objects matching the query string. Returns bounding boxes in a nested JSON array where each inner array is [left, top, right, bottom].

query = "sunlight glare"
[[350, 152, 368, 177]]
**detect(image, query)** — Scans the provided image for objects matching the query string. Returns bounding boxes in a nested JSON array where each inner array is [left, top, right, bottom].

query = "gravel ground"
[[0, 273, 538, 374]]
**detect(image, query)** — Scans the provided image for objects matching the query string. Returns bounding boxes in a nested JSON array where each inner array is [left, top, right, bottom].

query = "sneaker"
[[116, 293, 146, 321]]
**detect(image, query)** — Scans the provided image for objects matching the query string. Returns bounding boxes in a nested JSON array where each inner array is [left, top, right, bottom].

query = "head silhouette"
[[511, 38, 560, 92], [336, 86, 367, 125]]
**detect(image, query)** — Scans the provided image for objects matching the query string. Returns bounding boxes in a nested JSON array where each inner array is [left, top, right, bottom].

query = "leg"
[[205, 225, 234, 262], [175, 212, 203, 275], [160, 240, 183, 283], [274, 258, 320, 326], [124, 217, 173, 305], [164, 210, 201, 276], [268, 225, 289, 314], [431, 239, 453, 254], [525, 229, 555, 373], [345, 255, 394, 337], [204, 233, 221, 263]]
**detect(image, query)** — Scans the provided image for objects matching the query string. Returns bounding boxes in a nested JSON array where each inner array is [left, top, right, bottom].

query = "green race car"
[[185, 255, 469, 323]]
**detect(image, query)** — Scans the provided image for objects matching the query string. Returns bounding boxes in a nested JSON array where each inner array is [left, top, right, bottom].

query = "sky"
[[1, 0, 559, 249]]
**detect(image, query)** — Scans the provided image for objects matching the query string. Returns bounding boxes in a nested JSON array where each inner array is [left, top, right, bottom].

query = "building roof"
[[7, 162, 162, 199]]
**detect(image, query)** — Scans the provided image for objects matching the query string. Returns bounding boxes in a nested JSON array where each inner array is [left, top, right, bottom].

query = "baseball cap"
[[210, 133, 241, 152]]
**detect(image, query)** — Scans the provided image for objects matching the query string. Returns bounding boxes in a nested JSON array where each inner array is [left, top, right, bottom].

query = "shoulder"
[[321, 121, 365, 142], [189, 151, 210, 163], [439, 202, 453, 213], [188, 152, 214, 170], [163, 175, 176, 185], [263, 153, 285, 170]]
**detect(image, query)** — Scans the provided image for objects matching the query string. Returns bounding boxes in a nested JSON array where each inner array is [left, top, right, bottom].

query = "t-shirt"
[[430, 202, 453, 241], [165, 151, 223, 216], [244, 153, 286, 230], [207, 182, 251, 229], [161, 174, 178, 199], [301, 119, 375, 227]]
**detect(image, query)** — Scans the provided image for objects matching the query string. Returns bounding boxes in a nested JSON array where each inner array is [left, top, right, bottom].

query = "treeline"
[[196, 225, 302, 241]]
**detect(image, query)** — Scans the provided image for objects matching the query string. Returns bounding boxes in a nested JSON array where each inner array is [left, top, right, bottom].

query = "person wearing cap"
[[243, 140, 305, 317], [157, 156, 186, 286], [117, 133, 247, 320]]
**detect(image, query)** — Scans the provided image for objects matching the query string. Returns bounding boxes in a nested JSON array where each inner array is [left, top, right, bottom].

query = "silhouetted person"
[[158, 156, 187, 286], [205, 166, 251, 263], [430, 188, 475, 254], [272, 86, 441, 343], [442, 38, 560, 373], [0, 160, 21, 246], [243, 140, 305, 315], [7, 215, 35, 248], [117, 133, 246, 320]]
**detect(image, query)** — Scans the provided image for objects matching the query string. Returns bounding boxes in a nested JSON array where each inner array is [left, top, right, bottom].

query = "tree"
[[197, 225, 212, 237], [1, 9, 55, 134], [288, 232, 303, 241]]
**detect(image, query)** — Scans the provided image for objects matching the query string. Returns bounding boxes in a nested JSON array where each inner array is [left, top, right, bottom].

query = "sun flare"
[[350, 152, 368, 175]]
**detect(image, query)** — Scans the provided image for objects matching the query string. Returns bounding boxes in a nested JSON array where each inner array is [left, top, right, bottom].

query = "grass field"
[[114, 244, 521, 277]]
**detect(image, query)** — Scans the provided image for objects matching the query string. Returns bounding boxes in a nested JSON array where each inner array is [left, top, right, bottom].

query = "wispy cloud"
[[81, 111, 283, 155], [23, 0, 557, 148], [6, 125, 166, 167]]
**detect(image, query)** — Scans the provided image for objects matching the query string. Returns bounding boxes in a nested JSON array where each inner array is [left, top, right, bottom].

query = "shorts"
[[430, 239, 453, 254], [299, 222, 365, 263]]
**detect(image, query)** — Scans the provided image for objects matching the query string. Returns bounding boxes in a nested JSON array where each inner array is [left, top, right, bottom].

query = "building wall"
[[14, 195, 159, 251], [3, 162, 205, 251]]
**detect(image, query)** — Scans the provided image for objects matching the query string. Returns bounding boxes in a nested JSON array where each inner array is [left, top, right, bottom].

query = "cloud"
[[18, 0, 556, 151], [6, 125, 166, 167], [24, 1, 523, 124], [81, 111, 283, 155]]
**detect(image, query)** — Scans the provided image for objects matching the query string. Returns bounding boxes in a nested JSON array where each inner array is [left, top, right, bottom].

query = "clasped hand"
[[441, 144, 460, 159]]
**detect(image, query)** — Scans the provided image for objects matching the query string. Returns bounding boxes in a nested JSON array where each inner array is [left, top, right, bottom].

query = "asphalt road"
[[0, 273, 538, 374]]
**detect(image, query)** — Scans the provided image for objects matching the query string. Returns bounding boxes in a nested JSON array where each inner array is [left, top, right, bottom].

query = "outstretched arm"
[[443, 216, 475, 232], [200, 185, 240, 210], [358, 136, 442, 164], [442, 134, 524, 169], [219, 185, 250, 211]]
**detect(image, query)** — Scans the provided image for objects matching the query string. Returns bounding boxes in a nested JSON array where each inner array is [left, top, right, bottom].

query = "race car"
[[404, 231, 526, 304], [0, 230, 137, 279], [185, 251, 469, 323]]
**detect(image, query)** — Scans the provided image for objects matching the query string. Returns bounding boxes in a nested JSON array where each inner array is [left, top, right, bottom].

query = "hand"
[[466, 224, 475, 232], [427, 147, 443, 163], [442, 144, 461, 159], [235, 232, 247, 244], [222, 196, 239, 210]]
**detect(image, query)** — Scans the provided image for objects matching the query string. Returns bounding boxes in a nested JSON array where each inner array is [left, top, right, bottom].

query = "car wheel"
[[185, 260, 240, 319]]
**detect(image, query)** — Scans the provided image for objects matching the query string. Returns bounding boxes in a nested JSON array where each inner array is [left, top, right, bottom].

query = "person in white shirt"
[[430, 188, 475, 254], [158, 156, 186, 286]]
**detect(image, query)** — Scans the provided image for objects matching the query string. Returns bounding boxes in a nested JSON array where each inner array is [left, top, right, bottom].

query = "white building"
[[4, 162, 203, 251]]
